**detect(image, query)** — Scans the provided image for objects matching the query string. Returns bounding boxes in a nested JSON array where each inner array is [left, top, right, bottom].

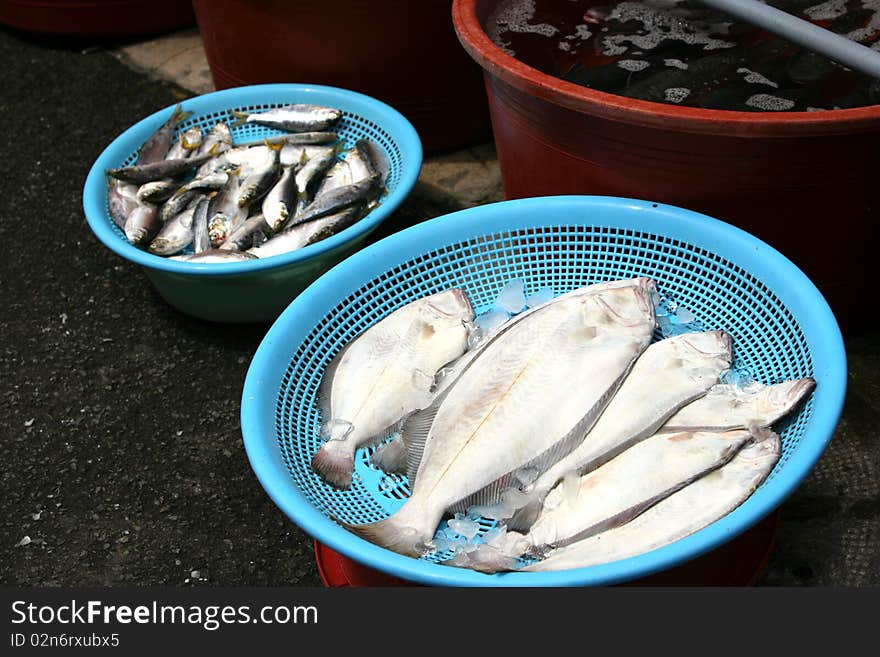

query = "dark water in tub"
[[487, 0, 880, 111]]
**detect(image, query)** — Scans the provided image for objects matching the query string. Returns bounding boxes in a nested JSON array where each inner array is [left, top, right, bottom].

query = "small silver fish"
[[236, 142, 283, 208], [176, 171, 230, 195], [293, 147, 338, 203], [235, 132, 339, 148], [148, 197, 200, 255], [136, 104, 191, 164], [160, 189, 200, 224], [124, 202, 160, 246], [107, 149, 217, 185], [261, 165, 298, 232], [246, 204, 364, 259], [312, 158, 353, 199], [219, 214, 273, 251], [108, 179, 138, 229], [206, 168, 248, 235], [231, 104, 342, 133], [136, 180, 179, 204], [356, 139, 389, 187], [191, 195, 212, 254], [291, 175, 380, 227]]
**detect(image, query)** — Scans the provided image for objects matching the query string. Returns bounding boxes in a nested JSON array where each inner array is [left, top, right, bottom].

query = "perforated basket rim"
[[82, 83, 422, 277], [241, 195, 847, 587]]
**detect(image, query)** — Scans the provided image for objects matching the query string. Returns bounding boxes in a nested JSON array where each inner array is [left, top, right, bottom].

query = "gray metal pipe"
[[693, 0, 880, 79]]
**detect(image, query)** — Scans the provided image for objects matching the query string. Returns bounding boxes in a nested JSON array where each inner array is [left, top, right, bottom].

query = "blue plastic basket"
[[83, 83, 422, 323], [241, 195, 846, 586]]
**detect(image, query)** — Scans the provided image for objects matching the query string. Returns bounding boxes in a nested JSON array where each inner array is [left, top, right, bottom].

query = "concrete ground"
[[1, 24, 877, 587]]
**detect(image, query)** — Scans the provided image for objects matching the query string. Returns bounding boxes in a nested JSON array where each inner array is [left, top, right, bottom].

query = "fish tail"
[[229, 110, 250, 127], [264, 139, 285, 152], [311, 440, 356, 490], [340, 502, 434, 558], [171, 104, 192, 125]]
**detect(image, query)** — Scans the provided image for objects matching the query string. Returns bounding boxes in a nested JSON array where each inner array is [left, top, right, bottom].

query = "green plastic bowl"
[[83, 83, 422, 323]]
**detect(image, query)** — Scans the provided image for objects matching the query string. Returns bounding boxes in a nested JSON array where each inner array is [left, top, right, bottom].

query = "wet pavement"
[[1, 25, 877, 587]]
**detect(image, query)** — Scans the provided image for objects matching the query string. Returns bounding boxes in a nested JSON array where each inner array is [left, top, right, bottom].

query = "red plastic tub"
[[315, 511, 780, 587], [192, 0, 492, 153], [0, 0, 195, 38], [452, 0, 880, 333]]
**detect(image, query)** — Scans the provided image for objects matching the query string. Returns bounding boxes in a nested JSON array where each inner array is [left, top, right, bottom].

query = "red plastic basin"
[[192, 0, 492, 153], [452, 0, 880, 333], [0, 0, 195, 37]]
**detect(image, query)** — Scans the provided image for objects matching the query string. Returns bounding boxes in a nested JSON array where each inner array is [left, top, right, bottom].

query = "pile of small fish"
[[311, 277, 815, 573], [106, 103, 387, 263]]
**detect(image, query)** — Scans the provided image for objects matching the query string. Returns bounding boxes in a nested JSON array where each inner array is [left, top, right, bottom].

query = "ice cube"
[[432, 532, 459, 553], [475, 307, 511, 335], [494, 279, 526, 314], [481, 526, 505, 545], [448, 517, 481, 541], [674, 307, 695, 324], [658, 314, 691, 337], [720, 368, 757, 390], [526, 287, 555, 308], [514, 466, 539, 487], [320, 418, 353, 441]]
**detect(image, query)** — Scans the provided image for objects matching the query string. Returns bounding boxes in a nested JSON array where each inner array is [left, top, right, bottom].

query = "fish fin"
[[338, 505, 432, 558], [311, 443, 354, 490], [400, 407, 436, 484], [230, 110, 250, 127], [171, 104, 192, 125], [399, 391, 449, 484], [449, 474, 513, 516]]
